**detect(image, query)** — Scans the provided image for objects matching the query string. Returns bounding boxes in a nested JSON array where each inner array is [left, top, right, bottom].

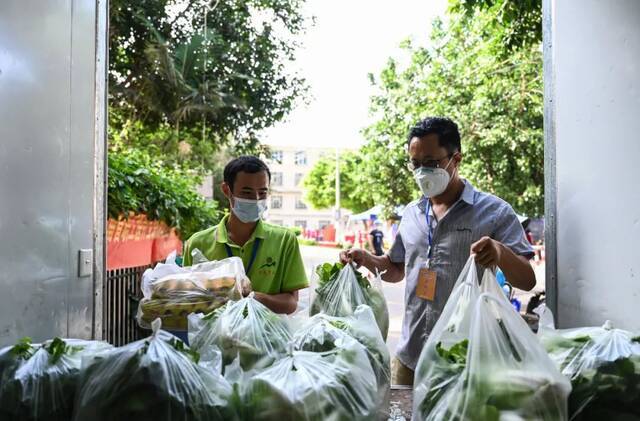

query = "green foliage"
[[451, 0, 541, 50], [312, 0, 542, 217], [108, 145, 221, 240], [109, 0, 310, 170], [303, 152, 374, 213]]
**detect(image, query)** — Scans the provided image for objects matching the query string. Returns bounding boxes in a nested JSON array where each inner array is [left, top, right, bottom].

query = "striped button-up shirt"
[[389, 180, 534, 370]]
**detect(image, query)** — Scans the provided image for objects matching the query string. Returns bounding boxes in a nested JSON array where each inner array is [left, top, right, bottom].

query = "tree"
[[108, 145, 221, 240], [355, 0, 543, 216], [303, 152, 374, 214], [109, 0, 309, 171]]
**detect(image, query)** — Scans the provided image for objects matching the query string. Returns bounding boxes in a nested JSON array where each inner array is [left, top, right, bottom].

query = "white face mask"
[[413, 157, 456, 198], [232, 196, 268, 223]]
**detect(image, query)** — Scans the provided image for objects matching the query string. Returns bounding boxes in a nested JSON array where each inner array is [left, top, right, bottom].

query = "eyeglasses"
[[407, 155, 453, 172]]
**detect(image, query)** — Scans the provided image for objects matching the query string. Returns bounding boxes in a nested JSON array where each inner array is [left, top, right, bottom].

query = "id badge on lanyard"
[[417, 200, 437, 301]]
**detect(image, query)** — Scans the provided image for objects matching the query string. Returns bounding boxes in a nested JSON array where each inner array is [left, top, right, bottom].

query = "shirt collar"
[[215, 214, 266, 244]]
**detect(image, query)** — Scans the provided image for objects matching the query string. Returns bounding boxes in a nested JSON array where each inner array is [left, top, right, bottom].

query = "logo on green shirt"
[[260, 257, 277, 269]]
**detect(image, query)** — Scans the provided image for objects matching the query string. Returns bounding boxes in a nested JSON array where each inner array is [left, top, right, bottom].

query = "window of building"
[[270, 195, 283, 209], [295, 196, 307, 209], [272, 172, 283, 186], [294, 172, 304, 186], [294, 220, 307, 229], [271, 150, 283, 163], [294, 151, 307, 166]]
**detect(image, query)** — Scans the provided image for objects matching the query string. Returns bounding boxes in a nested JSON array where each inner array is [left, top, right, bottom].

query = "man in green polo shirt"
[[183, 156, 308, 314]]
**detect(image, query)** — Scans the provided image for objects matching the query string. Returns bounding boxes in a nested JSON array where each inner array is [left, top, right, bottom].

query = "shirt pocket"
[[450, 225, 474, 261]]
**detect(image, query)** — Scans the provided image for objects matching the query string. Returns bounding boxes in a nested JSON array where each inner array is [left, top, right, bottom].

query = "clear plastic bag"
[[236, 343, 378, 421], [188, 294, 292, 372], [291, 304, 390, 418], [73, 319, 233, 421], [137, 250, 248, 331], [309, 262, 389, 340], [413, 256, 571, 421], [539, 320, 640, 420], [0, 337, 112, 421], [412, 256, 481, 420]]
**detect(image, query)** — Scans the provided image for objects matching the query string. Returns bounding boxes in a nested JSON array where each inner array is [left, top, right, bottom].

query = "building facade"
[[264, 146, 348, 231]]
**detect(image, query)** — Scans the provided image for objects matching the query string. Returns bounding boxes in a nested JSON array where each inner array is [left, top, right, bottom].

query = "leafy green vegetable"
[[44, 337, 84, 364], [10, 337, 35, 360], [311, 262, 389, 340], [435, 339, 468, 367]]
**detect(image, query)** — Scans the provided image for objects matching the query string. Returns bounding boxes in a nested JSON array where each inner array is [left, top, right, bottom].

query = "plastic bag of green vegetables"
[[412, 256, 482, 420], [291, 304, 390, 418], [0, 337, 112, 421], [236, 342, 378, 421], [188, 293, 291, 372], [73, 319, 233, 421], [310, 262, 389, 340], [539, 319, 640, 420], [413, 256, 571, 421], [138, 250, 248, 331]]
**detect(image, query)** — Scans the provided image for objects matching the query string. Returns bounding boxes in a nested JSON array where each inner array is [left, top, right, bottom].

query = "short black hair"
[[223, 156, 271, 190], [407, 117, 461, 154]]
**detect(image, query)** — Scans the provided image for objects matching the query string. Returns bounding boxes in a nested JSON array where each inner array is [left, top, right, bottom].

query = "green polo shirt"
[[182, 215, 308, 294]]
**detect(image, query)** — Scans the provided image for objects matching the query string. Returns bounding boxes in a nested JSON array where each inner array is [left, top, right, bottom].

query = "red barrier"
[[107, 213, 182, 270]]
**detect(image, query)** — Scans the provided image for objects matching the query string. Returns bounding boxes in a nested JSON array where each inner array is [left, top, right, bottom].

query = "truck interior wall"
[[0, 0, 107, 345], [544, 0, 640, 328]]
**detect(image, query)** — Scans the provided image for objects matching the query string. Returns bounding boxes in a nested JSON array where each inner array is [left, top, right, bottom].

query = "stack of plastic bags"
[[137, 251, 248, 331], [412, 256, 571, 421], [538, 310, 640, 420], [0, 254, 392, 421]]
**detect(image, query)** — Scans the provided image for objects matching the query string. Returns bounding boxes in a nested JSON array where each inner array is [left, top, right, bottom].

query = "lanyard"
[[224, 238, 261, 275], [425, 200, 434, 258]]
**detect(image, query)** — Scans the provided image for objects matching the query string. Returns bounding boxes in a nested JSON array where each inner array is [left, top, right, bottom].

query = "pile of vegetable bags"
[[310, 262, 389, 340], [73, 319, 233, 421], [0, 337, 112, 421], [188, 292, 387, 420], [538, 316, 640, 420], [137, 250, 248, 331], [413, 256, 571, 421]]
